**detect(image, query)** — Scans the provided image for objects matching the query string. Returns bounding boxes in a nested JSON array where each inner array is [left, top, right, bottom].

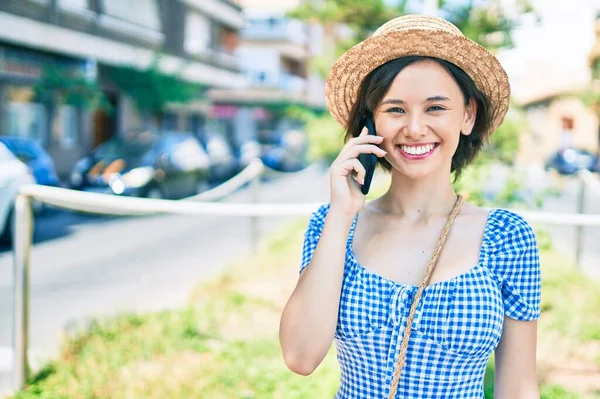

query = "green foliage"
[[288, 0, 408, 44], [302, 112, 345, 164], [289, 0, 532, 61], [485, 107, 523, 165], [540, 253, 600, 344], [106, 57, 205, 120], [444, 3, 516, 52], [578, 88, 600, 114], [34, 65, 110, 111]]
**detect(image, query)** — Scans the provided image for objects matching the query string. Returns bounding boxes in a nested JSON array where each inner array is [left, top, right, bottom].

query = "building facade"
[[208, 0, 327, 151], [0, 0, 245, 178]]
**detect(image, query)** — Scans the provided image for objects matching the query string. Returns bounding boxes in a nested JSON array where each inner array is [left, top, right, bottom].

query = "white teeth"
[[401, 144, 435, 155]]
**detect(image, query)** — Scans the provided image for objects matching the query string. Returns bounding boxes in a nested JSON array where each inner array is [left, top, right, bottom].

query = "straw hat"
[[325, 14, 511, 136]]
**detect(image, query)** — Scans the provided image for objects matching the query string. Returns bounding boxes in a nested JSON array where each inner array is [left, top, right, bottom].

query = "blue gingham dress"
[[300, 204, 541, 399]]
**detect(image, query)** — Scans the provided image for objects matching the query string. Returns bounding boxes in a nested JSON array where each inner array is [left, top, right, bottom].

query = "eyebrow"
[[380, 96, 451, 105]]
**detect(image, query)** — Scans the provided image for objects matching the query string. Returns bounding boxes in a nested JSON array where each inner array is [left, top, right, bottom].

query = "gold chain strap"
[[387, 194, 464, 399]]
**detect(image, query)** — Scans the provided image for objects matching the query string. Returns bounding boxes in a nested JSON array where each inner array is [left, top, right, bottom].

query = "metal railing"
[[8, 163, 600, 393]]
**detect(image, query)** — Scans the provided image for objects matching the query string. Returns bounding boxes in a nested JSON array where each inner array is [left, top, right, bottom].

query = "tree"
[[34, 65, 109, 111], [289, 0, 534, 59], [106, 57, 205, 125]]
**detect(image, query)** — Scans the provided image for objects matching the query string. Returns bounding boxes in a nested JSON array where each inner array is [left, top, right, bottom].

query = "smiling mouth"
[[396, 143, 440, 157]]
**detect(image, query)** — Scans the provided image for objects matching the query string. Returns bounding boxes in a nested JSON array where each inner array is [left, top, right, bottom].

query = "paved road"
[[0, 165, 331, 390]]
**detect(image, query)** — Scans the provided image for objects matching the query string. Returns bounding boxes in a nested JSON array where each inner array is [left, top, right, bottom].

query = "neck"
[[377, 169, 458, 221]]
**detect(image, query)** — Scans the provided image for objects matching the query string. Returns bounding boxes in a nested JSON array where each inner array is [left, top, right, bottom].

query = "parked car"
[[203, 134, 238, 183], [261, 130, 308, 172], [0, 136, 60, 186], [544, 148, 598, 175], [0, 142, 36, 245], [236, 140, 261, 171], [69, 130, 210, 199]]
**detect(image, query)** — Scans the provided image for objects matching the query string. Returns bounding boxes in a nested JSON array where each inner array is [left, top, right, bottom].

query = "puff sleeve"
[[299, 204, 330, 274], [487, 210, 542, 321]]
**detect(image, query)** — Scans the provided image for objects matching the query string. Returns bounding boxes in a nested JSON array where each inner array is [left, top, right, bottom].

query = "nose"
[[405, 113, 426, 139]]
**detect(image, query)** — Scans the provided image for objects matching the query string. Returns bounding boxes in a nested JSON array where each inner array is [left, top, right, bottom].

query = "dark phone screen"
[[356, 114, 378, 195]]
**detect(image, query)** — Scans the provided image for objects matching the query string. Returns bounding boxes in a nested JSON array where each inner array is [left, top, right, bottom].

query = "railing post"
[[12, 194, 33, 392], [575, 176, 586, 269]]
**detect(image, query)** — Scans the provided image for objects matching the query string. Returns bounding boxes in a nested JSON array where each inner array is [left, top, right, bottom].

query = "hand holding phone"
[[357, 114, 379, 195], [328, 113, 385, 216]]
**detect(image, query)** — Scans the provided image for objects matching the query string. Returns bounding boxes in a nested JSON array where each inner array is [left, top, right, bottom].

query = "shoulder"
[[458, 201, 491, 224], [487, 208, 536, 244]]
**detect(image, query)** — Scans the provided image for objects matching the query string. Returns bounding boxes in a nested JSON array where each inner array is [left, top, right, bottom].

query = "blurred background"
[[0, 0, 599, 398]]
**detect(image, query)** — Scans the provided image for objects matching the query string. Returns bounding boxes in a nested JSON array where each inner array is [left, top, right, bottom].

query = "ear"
[[461, 98, 478, 136]]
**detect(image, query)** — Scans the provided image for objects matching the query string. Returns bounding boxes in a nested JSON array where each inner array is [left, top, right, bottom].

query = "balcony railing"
[[241, 17, 308, 45], [245, 71, 306, 93]]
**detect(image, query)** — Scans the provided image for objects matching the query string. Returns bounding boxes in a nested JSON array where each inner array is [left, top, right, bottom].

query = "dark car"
[[545, 148, 598, 175], [0, 136, 60, 186], [69, 130, 210, 199]]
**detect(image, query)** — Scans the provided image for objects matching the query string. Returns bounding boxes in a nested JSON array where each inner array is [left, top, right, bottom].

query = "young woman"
[[279, 14, 541, 399]]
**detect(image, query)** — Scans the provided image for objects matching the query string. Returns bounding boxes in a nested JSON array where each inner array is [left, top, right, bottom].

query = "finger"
[[351, 159, 367, 185], [346, 144, 387, 160], [359, 127, 369, 137], [351, 134, 384, 145], [339, 135, 384, 158], [336, 159, 367, 184]]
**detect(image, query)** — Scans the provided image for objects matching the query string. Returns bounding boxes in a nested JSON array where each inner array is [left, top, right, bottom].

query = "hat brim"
[[325, 30, 510, 136]]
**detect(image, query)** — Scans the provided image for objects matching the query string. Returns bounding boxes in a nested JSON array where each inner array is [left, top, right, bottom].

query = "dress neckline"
[[346, 207, 497, 290]]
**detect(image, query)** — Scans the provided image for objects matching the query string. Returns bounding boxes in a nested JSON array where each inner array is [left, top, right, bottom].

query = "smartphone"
[[357, 113, 378, 195]]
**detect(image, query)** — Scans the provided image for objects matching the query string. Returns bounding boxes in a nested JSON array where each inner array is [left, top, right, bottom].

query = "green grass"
[[9, 217, 600, 399]]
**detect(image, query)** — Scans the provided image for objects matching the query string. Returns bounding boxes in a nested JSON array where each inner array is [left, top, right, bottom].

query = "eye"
[[427, 105, 445, 112], [385, 107, 405, 114]]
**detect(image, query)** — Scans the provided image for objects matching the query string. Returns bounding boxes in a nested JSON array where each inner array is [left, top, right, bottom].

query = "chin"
[[390, 163, 446, 180]]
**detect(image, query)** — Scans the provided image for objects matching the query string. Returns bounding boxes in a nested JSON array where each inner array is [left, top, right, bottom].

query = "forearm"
[[279, 209, 354, 375], [494, 318, 540, 399]]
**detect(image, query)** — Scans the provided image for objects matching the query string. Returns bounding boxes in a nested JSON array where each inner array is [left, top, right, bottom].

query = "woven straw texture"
[[325, 14, 510, 137]]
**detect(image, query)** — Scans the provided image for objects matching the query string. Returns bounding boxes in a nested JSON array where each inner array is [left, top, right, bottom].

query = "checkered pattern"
[[300, 204, 541, 398]]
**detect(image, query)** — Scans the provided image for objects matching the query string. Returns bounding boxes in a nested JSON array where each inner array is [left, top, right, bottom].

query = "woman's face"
[[373, 60, 477, 180]]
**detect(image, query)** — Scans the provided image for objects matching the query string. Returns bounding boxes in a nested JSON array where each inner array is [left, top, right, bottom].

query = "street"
[[0, 165, 331, 389]]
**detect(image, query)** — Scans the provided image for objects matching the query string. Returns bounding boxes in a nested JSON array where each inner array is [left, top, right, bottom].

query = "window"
[[58, 0, 90, 11], [185, 12, 212, 55], [103, 0, 160, 30], [53, 105, 78, 149], [6, 103, 47, 145]]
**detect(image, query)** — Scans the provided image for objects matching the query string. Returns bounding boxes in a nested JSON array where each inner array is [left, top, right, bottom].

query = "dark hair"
[[345, 56, 492, 179]]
